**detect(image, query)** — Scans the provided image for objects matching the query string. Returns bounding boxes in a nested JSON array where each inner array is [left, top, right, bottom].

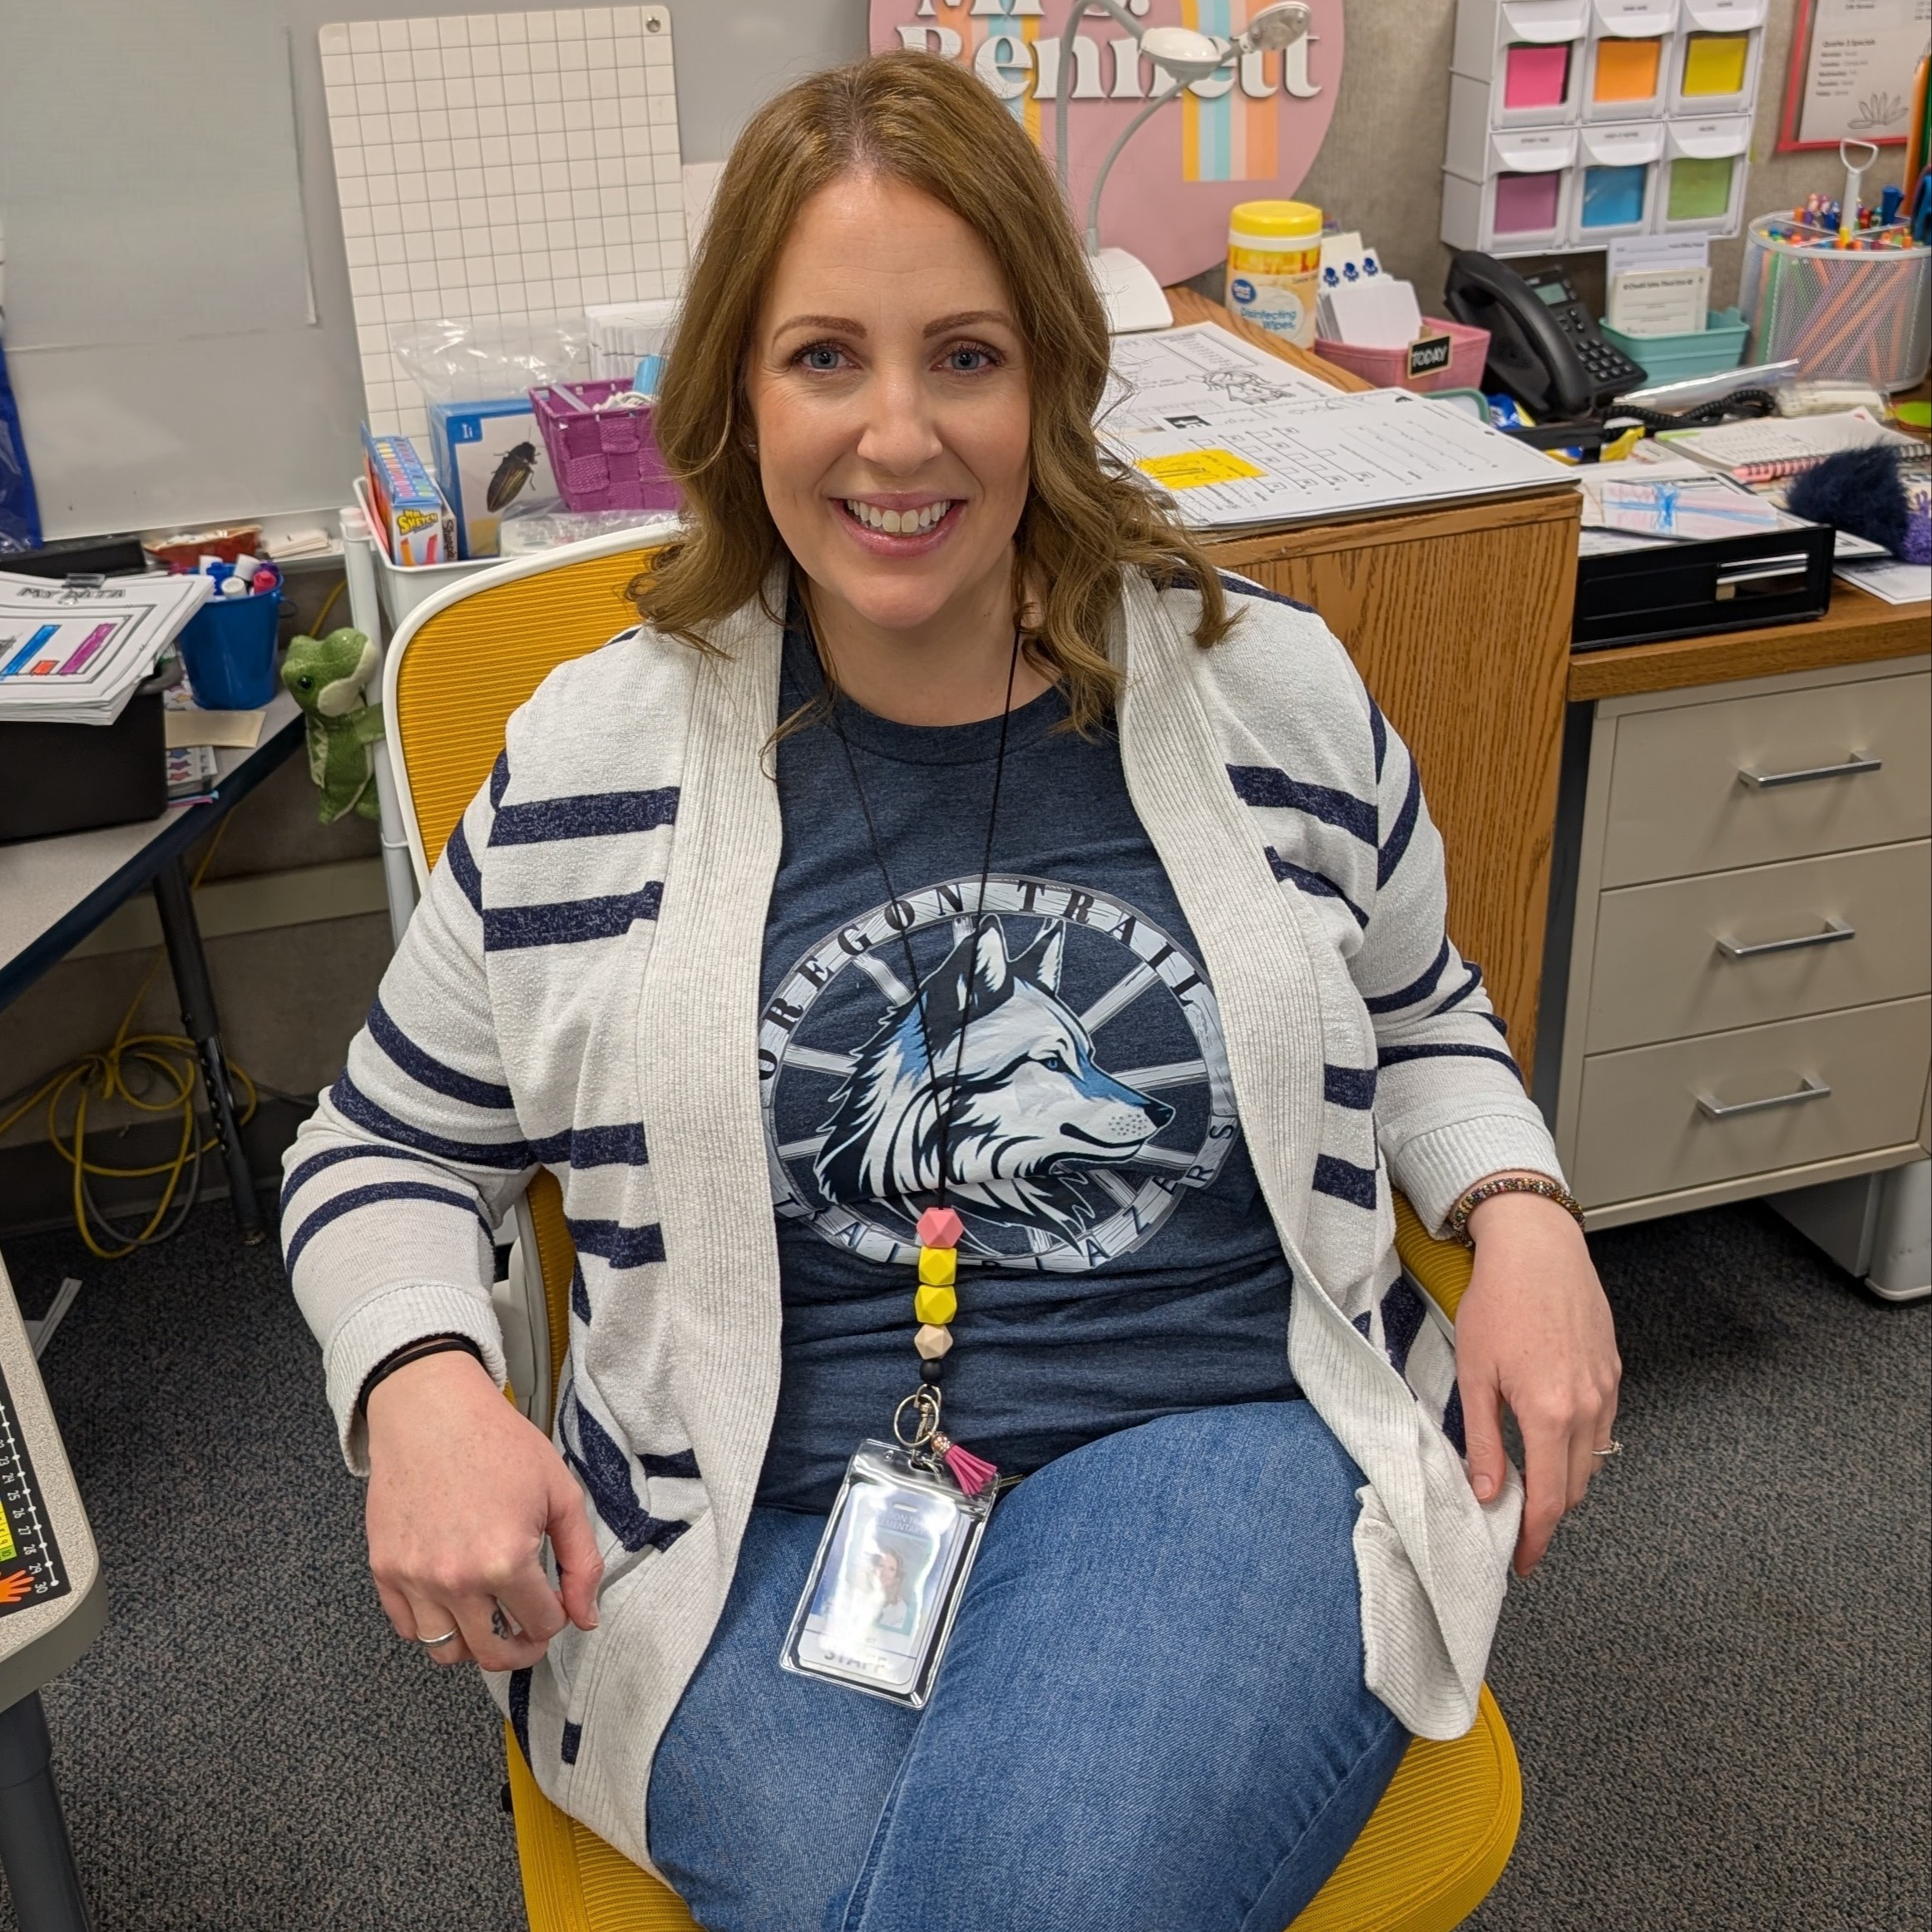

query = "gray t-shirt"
[[756, 629, 1297, 1510]]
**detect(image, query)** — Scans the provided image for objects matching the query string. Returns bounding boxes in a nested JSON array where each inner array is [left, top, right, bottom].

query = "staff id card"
[[781, 1441, 994, 1707]]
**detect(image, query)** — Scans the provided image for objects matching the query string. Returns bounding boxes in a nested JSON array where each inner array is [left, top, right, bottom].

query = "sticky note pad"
[[1580, 163, 1648, 228], [1136, 450, 1267, 488], [1668, 155, 1734, 221], [1493, 170, 1563, 235], [1594, 37, 1661, 101], [1504, 42, 1571, 109], [1682, 32, 1748, 96]]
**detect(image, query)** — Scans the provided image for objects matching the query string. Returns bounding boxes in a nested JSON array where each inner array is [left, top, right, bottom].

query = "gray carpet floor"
[[0, 1195, 1924, 1930]]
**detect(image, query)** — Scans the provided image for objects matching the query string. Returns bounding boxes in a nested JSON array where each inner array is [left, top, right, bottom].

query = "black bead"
[[920, 1357, 945, 1386]]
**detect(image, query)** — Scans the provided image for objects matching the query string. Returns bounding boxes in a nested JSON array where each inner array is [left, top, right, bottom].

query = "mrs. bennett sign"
[[868, 1, 1344, 285]]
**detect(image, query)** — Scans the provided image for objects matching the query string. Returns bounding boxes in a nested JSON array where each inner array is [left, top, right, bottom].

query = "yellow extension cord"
[[0, 821, 261, 1260]]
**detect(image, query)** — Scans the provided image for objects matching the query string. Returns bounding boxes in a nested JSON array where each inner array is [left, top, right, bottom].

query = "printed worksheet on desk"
[[1100, 321, 1337, 437], [1102, 382, 1573, 531]]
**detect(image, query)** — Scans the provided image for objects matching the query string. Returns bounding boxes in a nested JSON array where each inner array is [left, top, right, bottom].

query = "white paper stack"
[[0, 572, 211, 726]]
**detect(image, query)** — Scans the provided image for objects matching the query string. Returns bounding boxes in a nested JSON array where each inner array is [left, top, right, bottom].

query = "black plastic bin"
[[0, 659, 179, 844]]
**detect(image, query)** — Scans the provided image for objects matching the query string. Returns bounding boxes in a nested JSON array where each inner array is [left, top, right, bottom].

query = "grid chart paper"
[[319, 7, 684, 442]]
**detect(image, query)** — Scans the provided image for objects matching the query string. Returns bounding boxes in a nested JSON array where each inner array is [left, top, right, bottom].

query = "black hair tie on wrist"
[[358, 1334, 486, 1416]]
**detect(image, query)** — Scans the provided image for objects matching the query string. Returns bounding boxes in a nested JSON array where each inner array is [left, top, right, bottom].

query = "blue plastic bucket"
[[176, 590, 283, 709]]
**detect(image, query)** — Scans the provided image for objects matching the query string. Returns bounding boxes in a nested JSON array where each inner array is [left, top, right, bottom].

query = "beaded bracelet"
[[1445, 1174, 1586, 1249]]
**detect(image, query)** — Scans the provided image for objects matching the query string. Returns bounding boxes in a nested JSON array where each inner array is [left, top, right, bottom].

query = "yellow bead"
[[915, 1283, 957, 1327], [917, 1246, 956, 1287], [914, 1323, 953, 1361]]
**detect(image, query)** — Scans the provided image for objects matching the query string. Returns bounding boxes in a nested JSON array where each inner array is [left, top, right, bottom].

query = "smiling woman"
[[638, 52, 1229, 731], [280, 47, 1618, 1932]]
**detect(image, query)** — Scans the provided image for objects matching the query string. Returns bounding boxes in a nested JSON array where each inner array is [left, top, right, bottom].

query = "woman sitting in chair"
[[283, 52, 1619, 1932]]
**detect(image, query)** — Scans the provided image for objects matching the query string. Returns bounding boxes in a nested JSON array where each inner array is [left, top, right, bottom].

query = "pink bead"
[[917, 1206, 964, 1249]]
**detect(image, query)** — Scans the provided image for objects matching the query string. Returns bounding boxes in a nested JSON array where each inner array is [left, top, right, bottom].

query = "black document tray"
[[1574, 520, 1835, 652]]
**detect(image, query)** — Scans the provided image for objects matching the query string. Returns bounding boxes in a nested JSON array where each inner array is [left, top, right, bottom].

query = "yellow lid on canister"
[[1228, 199, 1323, 242]]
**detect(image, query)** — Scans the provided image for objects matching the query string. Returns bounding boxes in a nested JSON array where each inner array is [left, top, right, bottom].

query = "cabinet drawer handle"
[[1714, 556, 1813, 600], [1695, 1075, 1831, 1120], [1737, 754, 1882, 789], [1715, 918, 1855, 960]]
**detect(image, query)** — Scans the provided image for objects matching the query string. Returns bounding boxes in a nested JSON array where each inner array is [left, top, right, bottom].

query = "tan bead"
[[914, 1323, 953, 1361]]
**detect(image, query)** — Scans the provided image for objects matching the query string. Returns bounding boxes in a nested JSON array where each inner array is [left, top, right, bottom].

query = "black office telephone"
[[1444, 251, 1647, 420]]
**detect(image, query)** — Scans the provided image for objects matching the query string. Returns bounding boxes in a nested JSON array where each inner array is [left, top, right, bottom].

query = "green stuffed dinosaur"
[[283, 626, 385, 823]]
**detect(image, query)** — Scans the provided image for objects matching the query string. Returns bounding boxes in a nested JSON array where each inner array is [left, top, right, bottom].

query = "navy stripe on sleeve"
[[561, 1123, 650, 1169], [368, 998, 516, 1110], [444, 818, 483, 914], [560, 1722, 582, 1765], [1364, 937, 1450, 1015], [1323, 1064, 1378, 1110], [1379, 1276, 1428, 1376], [1312, 1154, 1379, 1210], [491, 787, 678, 846], [1369, 701, 1387, 782], [508, 1669, 531, 1768], [482, 883, 662, 951], [1266, 850, 1370, 927], [1430, 964, 1485, 1016], [329, 1074, 536, 1170], [1377, 761, 1422, 889], [570, 1263, 590, 1323], [568, 1217, 668, 1269], [284, 1179, 487, 1272], [279, 1141, 446, 1217], [1217, 571, 1316, 614], [640, 1449, 701, 1480], [1228, 766, 1378, 847], [1377, 1041, 1521, 1076], [489, 750, 511, 810]]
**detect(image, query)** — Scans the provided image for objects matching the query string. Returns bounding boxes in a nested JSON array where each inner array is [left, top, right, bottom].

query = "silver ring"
[[418, 1628, 459, 1648], [1591, 1440, 1623, 1459]]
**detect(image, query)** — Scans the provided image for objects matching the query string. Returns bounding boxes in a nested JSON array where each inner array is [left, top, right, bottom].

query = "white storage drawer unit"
[[1553, 658, 1932, 1228]]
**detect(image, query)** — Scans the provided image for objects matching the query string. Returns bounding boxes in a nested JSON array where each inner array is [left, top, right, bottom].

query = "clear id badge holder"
[[782, 1437, 995, 1707]]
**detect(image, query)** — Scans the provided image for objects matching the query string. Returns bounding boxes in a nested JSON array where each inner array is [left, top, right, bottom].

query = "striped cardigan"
[[283, 567, 1561, 1874]]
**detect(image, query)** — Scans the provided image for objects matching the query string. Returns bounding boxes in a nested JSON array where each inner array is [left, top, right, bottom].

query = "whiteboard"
[[0, 0, 866, 542]]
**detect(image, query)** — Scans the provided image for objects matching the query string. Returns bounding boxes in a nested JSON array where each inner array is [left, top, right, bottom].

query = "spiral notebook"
[[1645, 410, 1918, 483]]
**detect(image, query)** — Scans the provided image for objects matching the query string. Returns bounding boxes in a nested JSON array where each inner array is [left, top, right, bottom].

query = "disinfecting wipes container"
[[1225, 200, 1323, 348]]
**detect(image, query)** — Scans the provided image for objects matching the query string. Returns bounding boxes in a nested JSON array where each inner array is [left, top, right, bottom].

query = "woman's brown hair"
[[635, 50, 1230, 730]]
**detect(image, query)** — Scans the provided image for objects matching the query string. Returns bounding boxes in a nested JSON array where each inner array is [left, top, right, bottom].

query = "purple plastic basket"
[[527, 378, 680, 513]]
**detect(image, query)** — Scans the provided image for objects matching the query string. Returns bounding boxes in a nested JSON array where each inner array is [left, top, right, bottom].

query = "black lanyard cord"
[[803, 607, 1023, 1216]]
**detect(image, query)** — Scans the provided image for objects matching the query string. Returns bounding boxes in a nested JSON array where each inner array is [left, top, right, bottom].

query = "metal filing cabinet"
[[1548, 655, 1932, 1229]]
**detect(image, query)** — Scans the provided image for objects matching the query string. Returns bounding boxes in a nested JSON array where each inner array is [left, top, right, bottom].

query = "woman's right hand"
[[363, 1349, 604, 1670]]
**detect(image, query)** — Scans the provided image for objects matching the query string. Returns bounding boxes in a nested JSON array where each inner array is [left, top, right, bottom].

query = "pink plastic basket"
[[527, 378, 680, 512], [1312, 316, 1490, 394]]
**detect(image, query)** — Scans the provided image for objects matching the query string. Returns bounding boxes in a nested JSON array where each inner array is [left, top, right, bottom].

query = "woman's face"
[[745, 172, 1032, 639]]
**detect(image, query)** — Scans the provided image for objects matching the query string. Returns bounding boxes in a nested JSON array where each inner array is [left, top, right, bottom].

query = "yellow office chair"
[[383, 535, 1523, 1932]]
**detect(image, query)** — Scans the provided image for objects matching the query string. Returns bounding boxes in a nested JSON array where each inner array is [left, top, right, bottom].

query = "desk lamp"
[[1053, 0, 1312, 333]]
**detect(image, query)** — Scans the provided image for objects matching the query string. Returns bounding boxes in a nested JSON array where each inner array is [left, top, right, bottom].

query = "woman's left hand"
[[1450, 1182, 1622, 1576]]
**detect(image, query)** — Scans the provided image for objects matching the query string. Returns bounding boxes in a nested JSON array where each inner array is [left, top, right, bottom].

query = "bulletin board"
[[0, 0, 863, 543], [1776, 0, 1931, 151]]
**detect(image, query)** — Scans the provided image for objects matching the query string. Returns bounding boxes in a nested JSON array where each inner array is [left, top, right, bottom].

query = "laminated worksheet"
[[1102, 327, 1570, 531], [0, 572, 211, 727]]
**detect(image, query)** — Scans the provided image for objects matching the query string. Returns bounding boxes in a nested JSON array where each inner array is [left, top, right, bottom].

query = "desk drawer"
[[1586, 842, 1932, 1053], [1601, 670, 1930, 887], [1572, 997, 1930, 1209]]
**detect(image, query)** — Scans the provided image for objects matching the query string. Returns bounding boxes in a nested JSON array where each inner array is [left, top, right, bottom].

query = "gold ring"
[[1591, 1440, 1623, 1459]]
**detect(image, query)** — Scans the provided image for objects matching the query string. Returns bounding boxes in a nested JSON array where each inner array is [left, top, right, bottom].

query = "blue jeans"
[[647, 1402, 1408, 1932]]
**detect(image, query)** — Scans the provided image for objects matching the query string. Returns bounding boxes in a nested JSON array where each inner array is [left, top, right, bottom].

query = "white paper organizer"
[[1450, 0, 1591, 126], [1668, 0, 1765, 116], [1441, 118, 1579, 254], [1580, 0, 1678, 121], [1571, 120, 1666, 241], [1658, 115, 1752, 235]]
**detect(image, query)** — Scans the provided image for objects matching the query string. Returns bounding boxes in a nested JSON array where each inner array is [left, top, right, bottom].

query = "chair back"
[[381, 526, 674, 1428]]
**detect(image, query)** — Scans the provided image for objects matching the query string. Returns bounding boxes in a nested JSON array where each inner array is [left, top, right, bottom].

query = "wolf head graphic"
[[813, 918, 1175, 1244]]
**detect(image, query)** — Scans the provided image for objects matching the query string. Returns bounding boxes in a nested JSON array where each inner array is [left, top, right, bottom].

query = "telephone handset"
[[1443, 251, 1646, 421]]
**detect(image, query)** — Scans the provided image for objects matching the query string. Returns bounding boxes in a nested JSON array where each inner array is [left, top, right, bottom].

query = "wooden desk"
[[1171, 290, 1581, 1072]]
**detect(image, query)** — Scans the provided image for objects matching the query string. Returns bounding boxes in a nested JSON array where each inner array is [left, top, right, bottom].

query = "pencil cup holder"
[[1739, 218, 1932, 392], [176, 590, 284, 709], [528, 379, 680, 514]]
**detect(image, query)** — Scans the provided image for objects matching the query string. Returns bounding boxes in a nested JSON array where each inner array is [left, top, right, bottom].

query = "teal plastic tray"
[[1598, 307, 1749, 385]]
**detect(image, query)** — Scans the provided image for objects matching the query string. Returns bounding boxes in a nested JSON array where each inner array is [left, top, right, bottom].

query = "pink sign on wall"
[[867, 0, 1344, 287]]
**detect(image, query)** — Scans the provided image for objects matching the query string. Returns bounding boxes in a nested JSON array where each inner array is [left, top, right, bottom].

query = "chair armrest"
[[1393, 1190, 1475, 1323]]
